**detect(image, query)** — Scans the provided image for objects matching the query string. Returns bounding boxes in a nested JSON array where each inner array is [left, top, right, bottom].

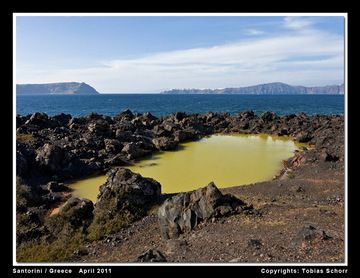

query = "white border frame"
[[13, 12, 348, 267]]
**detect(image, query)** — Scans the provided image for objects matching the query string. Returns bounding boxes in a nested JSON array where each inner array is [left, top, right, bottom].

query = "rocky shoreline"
[[16, 110, 344, 262]]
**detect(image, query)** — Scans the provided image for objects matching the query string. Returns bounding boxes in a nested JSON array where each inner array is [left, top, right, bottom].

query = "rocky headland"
[[16, 82, 99, 95], [15, 110, 344, 263]]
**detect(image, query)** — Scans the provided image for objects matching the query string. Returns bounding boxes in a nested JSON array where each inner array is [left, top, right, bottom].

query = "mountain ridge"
[[16, 82, 100, 95], [162, 82, 344, 95]]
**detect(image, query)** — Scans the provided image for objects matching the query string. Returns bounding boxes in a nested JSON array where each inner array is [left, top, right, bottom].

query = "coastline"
[[15, 110, 344, 263]]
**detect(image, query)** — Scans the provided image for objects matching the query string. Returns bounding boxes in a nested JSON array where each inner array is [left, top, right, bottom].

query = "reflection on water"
[[69, 134, 298, 202]]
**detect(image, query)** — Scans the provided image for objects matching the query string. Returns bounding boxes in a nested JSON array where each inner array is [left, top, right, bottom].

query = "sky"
[[15, 15, 345, 93]]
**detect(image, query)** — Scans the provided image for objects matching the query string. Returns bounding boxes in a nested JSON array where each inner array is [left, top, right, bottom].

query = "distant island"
[[16, 82, 100, 95], [162, 82, 344, 95]]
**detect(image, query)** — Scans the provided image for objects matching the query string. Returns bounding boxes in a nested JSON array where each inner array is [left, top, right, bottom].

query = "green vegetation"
[[286, 171, 296, 179], [16, 232, 86, 262], [16, 177, 31, 212], [87, 204, 145, 241]]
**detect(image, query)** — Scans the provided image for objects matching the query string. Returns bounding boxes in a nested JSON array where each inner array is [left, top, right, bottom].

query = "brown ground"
[[74, 160, 344, 263]]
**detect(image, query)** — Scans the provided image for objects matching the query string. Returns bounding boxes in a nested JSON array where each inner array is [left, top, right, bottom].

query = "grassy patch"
[[16, 133, 34, 143], [87, 205, 145, 241], [286, 172, 296, 179], [16, 232, 86, 262]]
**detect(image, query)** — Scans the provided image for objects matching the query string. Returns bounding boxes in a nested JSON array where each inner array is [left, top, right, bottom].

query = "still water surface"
[[69, 134, 298, 202]]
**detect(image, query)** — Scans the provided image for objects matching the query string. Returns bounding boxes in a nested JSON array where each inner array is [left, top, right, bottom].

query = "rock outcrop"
[[89, 168, 161, 239], [158, 182, 248, 239], [17, 82, 100, 95], [59, 197, 94, 229], [136, 249, 167, 262]]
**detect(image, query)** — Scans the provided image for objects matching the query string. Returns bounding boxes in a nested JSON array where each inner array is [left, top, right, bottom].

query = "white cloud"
[[246, 29, 265, 36], [16, 18, 344, 92], [283, 16, 314, 30]]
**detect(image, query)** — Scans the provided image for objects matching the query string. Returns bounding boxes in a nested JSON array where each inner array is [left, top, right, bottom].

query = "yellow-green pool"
[[69, 134, 298, 202]]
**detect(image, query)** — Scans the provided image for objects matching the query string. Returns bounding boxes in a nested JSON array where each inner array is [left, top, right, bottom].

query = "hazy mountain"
[[162, 82, 344, 95], [16, 82, 100, 95]]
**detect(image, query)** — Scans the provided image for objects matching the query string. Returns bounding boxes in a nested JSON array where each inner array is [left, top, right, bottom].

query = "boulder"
[[46, 181, 66, 193], [152, 137, 177, 151], [104, 139, 122, 153], [122, 142, 151, 159], [116, 109, 134, 121], [158, 182, 247, 239], [59, 197, 94, 228], [96, 168, 161, 206], [136, 249, 167, 262], [260, 111, 278, 123], [143, 112, 157, 121], [320, 150, 339, 162], [35, 143, 65, 173], [173, 112, 187, 122], [115, 130, 134, 141], [248, 239, 263, 250], [239, 110, 255, 120], [293, 225, 332, 248], [87, 120, 111, 136], [152, 125, 171, 137], [90, 168, 161, 238], [51, 113, 72, 126], [174, 129, 198, 142], [24, 112, 52, 128], [163, 122, 177, 132], [295, 131, 312, 143]]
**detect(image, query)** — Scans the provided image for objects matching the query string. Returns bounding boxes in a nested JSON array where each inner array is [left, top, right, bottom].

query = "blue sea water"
[[16, 94, 344, 117]]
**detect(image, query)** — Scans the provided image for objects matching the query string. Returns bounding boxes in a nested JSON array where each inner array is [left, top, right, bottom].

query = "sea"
[[16, 94, 344, 117]]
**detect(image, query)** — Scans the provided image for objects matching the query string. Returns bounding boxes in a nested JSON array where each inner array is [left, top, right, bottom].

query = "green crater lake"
[[69, 134, 298, 202]]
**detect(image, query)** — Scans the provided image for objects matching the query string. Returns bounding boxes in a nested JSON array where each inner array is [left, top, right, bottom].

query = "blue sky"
[[16, 15, 345, 92]]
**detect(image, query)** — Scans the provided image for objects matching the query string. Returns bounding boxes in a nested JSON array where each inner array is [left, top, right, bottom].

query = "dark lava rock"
[[74, 248, 89, 256], [46, 181, 66, 192], [122, 142, 152, 159], [87, 121, 111, 136], [248, 239, 263, 250], [295, 131, 312, 143], [294, 225, 332, 248], [174, 129, 198, 142], [24, 112, 52, 128], [116, 109, 134, 120], [16, 151, 28, 177], [35, 143, 66, 173], [173, 112, 187, 122], [320, 150, 339, 162], [96, 168, 161, 207], [25, 207, 46, 224], [260, 111, 278, 123], [136, 249, 167, 262], [104, 153, 131, 166], [152, 137, 177, 151], [51, 113, 72, 126], [158, 182, 247, 239], [59, 197, 94, 228], [90, 168, 161, 238], [104, 139, 122, 153]]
